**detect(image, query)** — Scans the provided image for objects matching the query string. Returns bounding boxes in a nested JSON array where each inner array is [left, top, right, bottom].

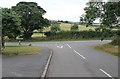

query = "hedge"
[[44, 30, 118, 39]]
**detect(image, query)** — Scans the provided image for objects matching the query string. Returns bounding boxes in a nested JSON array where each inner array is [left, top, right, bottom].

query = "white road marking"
[[74, 50, 86, 59], [41, 51, 53, 77], [11, 72, 22, 76], [61, 46, 63, 48], [57, 46, 63, 48], [100, 69, 113, 78], [67, 44, 72, 48]]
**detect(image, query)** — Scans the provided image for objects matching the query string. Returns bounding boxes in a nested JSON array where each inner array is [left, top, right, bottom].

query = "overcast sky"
[[0, 0, 119, 22], [0, 0, 89, 22]]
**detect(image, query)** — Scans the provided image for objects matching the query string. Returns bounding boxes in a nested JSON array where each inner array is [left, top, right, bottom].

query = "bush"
[[111, 35, 120, 46], [45, 30, 117, 40], [71, 24, 79, 31], [50, 22, 61, 32], [110, 30, 120, 46]]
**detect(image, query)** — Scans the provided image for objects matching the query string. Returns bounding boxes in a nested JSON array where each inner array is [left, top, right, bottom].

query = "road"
[[2, 47, 51, 78], [0, 55, 2, 79], [5, 40, 118, 78]]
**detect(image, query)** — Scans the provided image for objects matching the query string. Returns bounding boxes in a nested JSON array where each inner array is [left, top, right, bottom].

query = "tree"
[[80, 17, 84, 24], [71, 24, 79, 31], [50, 22, 61, 32], [83, 2, 102, 27], [2, 8, 21, 47], [80, 14, 86, 24], [0, 8, 2, 50], [82, 1, 120, 44], [12, 2, 49, 39]]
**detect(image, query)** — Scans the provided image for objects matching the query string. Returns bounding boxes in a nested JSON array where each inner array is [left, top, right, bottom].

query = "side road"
[[2, 47, 52, 78]]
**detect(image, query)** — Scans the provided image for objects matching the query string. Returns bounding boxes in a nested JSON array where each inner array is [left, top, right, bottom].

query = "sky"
[[0, 0, 89, 22], [0, 0, 119, 22]]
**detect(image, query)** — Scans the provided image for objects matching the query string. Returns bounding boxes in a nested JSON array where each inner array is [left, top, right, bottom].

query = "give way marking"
[[57, 46, 63, 48]]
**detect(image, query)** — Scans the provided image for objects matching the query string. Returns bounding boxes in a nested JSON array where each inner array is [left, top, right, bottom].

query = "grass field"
[[2, 46, 41, 56], [43, 23, 97, 31], [32, 23, 97, 37], [32, 33, 46, 38], [95, 43, 119, 57], [60, 23, 97, 31]]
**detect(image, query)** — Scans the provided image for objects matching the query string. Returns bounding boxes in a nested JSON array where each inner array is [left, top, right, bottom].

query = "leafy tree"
[[50, 22, 61, 32], [0, 8, 2, 50], [83, 2, 102, 27], [2, 8, 21, 47], [71, 24, 79, 31], [12, 2, 49, 39], [80, 17, 84, 24], [82, 1, 120, 44], [80, 14, 86, 24], [0, 8, 1, 27]]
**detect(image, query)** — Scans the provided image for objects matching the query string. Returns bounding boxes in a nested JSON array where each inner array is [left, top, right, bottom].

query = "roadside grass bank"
[[2, 45, 41, 56], [95, 43, 119, 57]]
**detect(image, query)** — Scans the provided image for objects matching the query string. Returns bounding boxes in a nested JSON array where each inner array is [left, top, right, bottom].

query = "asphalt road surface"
[[5, 40, 118, 78], [0, 55, 2, 79], [2, 47, 51, 77]]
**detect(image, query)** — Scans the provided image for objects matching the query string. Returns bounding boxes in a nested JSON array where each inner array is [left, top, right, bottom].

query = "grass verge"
[[95, 43, 119, 57], [7, 37, 111, 42], [2, 45, 40, 56]]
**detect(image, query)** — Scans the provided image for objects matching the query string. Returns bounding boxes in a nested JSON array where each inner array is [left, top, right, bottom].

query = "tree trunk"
[[2, 36, 5, 48], [23, 31, 33, 39]]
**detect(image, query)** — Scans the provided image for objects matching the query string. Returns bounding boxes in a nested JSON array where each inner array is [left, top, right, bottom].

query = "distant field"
[[43, 23, 97, 31], [32, 23, 97, 37], [32, 22, 118, 38], [60, 23, 97, 31], [32, 33, 45, 38]]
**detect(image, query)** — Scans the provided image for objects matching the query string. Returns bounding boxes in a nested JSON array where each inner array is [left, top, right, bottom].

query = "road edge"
[[40, 49, 53, 79]]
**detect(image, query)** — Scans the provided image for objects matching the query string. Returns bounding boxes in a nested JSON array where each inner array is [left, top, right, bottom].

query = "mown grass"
[[95, 43, 119, 57], [2, 45, 41, 56]]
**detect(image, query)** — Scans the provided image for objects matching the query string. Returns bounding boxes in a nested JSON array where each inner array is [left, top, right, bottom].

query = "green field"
[[2, 46, 41, 56], [43, 23, 97, 31], [60, 23, 97, 31], [32, 23, 97, 37], [32, 33, 45, 38]]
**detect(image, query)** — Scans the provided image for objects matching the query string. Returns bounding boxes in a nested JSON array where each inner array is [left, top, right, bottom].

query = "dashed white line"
[[67, 44, 72, 48], [100, 69, 113, 78], [74, 50, 86, 59]]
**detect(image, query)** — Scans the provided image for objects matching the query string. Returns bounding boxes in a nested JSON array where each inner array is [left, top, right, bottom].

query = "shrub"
[[71, 24, 79, 31], [50, 22, 61, 32]]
